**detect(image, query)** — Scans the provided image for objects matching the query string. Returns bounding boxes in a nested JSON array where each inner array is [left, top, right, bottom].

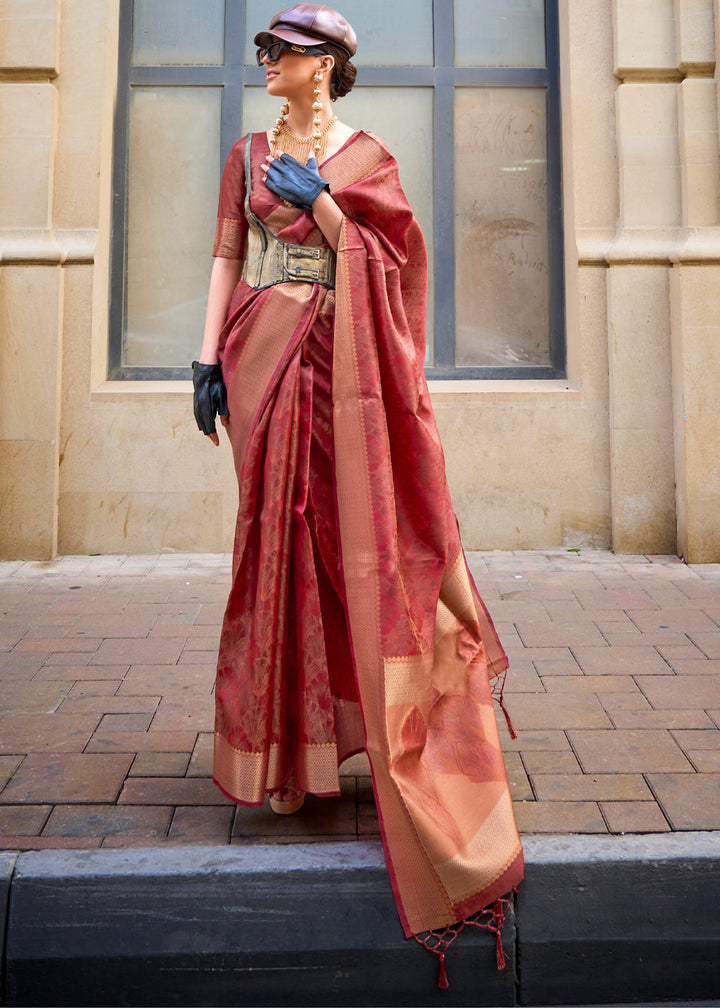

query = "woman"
[[193, 3, 523, 983]]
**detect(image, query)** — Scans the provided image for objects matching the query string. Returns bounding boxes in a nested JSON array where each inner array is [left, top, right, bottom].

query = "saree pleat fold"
[[213, 131, 523, 939]]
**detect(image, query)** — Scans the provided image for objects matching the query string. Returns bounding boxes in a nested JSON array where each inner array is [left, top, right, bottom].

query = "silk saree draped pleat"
[[213, 131, 523, 941]]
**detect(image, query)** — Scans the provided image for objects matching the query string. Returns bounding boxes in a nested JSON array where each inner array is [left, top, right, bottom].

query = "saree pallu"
[[213, 131, 523, 952]]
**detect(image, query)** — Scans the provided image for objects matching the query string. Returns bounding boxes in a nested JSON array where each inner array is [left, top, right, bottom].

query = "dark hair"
[[320, 41, 357, 100]]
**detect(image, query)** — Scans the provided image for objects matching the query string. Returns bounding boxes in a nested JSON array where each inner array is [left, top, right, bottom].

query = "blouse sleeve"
[[213, 137, 248, 260]]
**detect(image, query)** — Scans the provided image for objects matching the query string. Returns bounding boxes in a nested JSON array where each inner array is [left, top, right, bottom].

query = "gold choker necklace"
[[272, 113, 337, 164]]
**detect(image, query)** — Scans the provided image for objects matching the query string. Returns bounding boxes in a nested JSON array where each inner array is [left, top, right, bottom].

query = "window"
[[110, 0, 564, 379]]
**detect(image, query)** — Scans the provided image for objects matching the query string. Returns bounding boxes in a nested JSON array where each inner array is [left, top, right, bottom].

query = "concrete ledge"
[[4, 843, 516, 1007], [1, 853, 18, 1004], [2, 835, 719, 1006], [519, 834, 720, 1006]]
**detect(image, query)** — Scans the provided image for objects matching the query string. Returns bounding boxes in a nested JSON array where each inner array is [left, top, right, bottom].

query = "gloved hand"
[[192, 360, 228, 436], [264, 154, 330, 211]]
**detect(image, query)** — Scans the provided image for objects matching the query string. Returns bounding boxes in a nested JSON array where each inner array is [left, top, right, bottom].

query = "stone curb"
[[1, 834, 719, 1006]]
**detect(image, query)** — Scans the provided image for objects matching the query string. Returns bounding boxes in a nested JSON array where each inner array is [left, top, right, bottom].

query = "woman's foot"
[[269, 778, 305, 815]]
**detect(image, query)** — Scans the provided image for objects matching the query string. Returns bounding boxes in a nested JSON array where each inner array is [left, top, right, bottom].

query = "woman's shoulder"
[[224, 133, 271, 171], [341, 128, 389, 152], [361, 130, 388, 150], [223, 135, 248, 165], [227, 133, 267, 155], [337, 129, 395, 164], [354, 131, 397, 165]]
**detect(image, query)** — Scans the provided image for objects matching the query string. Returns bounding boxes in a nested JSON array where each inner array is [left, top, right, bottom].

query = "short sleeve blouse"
[[213, 137, 248, 260]]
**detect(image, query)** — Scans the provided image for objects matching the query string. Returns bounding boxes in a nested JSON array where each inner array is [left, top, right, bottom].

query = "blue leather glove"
[[264, 154, 330, 211]]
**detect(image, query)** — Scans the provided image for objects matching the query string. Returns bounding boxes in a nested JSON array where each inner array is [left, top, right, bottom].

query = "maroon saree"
[[213, 131, 523, 963]]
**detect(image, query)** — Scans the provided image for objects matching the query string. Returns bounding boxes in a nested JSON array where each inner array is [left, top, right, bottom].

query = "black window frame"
[[109, 0, 565, 380]]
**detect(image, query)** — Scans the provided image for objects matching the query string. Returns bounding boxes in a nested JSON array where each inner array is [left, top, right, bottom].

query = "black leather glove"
[[264, 154, 330, 211], [192, 360, 228, 436]]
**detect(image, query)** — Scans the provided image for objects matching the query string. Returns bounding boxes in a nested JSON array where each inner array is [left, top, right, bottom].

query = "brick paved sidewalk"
[[1, 551, 719, 850]]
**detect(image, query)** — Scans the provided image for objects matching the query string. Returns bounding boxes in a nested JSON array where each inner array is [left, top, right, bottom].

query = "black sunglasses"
[[256, 39, 327, 65]]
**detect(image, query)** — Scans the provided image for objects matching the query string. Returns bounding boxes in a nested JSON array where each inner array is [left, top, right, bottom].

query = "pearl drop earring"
[[312, 70, 324, 155]]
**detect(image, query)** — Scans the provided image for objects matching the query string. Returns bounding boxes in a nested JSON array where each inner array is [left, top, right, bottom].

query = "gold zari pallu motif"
[[241, 137, 336, 291]]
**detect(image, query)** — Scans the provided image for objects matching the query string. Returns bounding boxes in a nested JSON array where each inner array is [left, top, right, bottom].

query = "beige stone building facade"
[[1, 0, 719, 562]]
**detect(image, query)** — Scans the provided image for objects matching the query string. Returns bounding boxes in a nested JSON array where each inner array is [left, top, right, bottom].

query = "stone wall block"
[[607, 266, 676, 553], [0, 82, 55, 229], [57, 491, 225, 555], [53, 0, 108, 228], [0, 441, 57, 558], [560, 492, 613, 549], [682, 326, 720, 415], [679, 78, 720, 225], [607, 267, 674, 429], [0, 265, 62, 558], [670, 266, 689, 561], [574, 266, 612, 408], [616, 83, 681, 228], [684, 415, 720, 559], [607, 428, 677, 553], [614, 0, 677, 77], [670, 263, 720, 562], [0, 266, 61, 441], [0, 0, 58, 73], [675, 0, 716, 73], [567, 0, 619, 231], [686, 495, 720, 560], [685, 412, 720, 487]]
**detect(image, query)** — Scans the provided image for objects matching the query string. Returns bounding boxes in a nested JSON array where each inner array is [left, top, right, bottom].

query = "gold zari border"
[[214, 217, 244, 259], [214, 732, 357, 802]]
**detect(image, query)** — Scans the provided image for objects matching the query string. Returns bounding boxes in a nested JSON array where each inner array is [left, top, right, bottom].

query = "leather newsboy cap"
[[254, 4, 357, 58]]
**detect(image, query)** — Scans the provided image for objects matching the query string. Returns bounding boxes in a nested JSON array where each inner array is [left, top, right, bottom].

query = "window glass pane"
[[132, 0, 225, 66], [245, 0, 433, 65], [125, 87, 221, 367], [241, 85, 434, 354], [454, 0, 546, 67], [454, 87, 550, 368]]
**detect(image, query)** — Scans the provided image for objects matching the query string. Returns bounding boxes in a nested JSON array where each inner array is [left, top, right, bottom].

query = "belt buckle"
[[289, 246, 321, 263], [286, 244, 324, 281]]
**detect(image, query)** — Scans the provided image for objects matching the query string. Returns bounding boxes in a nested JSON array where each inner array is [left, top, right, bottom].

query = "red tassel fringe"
[[495, 929, 506, 970], [499, 697, 518, 740], [413, 889, 518, 991], [491, 668, 518, 740], [493, 900, 506, 969]]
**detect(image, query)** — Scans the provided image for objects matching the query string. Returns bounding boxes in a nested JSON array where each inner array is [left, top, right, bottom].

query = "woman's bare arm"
[[199, 256, 242, 364]]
